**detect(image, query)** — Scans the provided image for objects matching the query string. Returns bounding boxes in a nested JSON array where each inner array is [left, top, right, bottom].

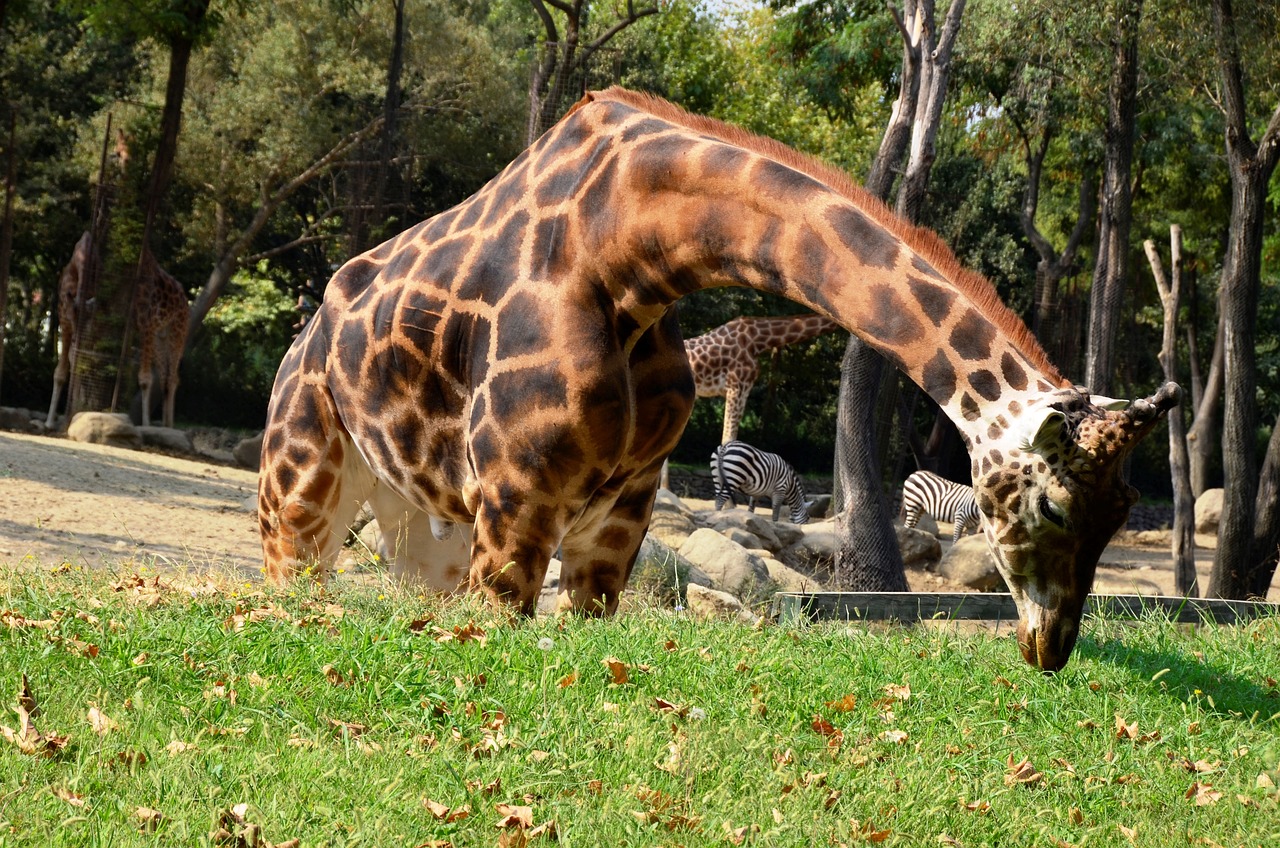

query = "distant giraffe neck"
[[736, 315, 840, 357], [544, 89, 1067, 442]]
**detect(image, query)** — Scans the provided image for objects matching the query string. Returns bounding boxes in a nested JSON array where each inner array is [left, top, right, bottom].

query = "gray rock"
[[895, 522, 942, 568], [937, 535, 1005, 591], [647, 505, 698, 549], [1194, 488, 1222, 535], [67, 412, 142, 449], [698, 509, 784, 553], [778, 519, 839, 576], [233, 431, 265, 470], [684, 582, 745, 617], [677, 527, 772, 597], [0, 406, 36, 433], [720, 527, 763, 550], [138, 425, 194, 453], [806, 494, 833, 520]]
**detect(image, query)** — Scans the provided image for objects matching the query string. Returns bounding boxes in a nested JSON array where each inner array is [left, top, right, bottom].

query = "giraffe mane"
[[587, 87, 1068, 388]]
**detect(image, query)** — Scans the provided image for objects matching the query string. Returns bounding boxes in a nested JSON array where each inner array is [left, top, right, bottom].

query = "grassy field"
[[1, 563, 1278, 847]]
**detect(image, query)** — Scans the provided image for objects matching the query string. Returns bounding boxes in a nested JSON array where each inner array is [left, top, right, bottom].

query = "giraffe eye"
[[1038, 494, 1068, 529]]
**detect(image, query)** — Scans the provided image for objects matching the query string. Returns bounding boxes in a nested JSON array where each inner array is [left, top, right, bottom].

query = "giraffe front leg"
[[46, 323, 72, 429], [556, 476, 660, 616], [137, 336, 155, 428], [721, 378, 751, 444]]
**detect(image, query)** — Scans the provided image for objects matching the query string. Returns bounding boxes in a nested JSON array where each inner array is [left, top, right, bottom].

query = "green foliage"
[[179, 271, 296, 428], [1, 565, 1278, 846]]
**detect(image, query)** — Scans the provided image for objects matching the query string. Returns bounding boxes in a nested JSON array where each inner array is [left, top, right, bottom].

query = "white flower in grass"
[[689, 707, 707, 721], [537, 637, 555, 651]]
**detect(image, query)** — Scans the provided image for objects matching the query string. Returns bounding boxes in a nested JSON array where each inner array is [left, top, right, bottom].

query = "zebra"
[[710, 440, 810, 524], [900, 469, 981, 541]]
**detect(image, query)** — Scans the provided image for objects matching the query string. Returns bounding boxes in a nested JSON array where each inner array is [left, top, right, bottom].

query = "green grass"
[[1, 563, 1278, 847]]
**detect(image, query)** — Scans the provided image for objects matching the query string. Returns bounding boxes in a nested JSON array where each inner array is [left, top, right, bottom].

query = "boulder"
[[647, 504, 698, 549], [138, 425, 194, 453], [677, 527, 772, 598], [67, 412, 142, 449], [908, 513, 941, 538], [684, 582, 745, 617], [1194, 488, 1223, 535], [778, 519, 839, 576], [896, 523, 942, 568], [937, 535, 1005, 592], [698, 508, 784, 553], [234, 431, 265, 470], [0, 406, 36, 433], [720, 526, 764, 550], [631, 534, 713, 595], [759, 554, 825, 593], [806, 494, 833, 520]]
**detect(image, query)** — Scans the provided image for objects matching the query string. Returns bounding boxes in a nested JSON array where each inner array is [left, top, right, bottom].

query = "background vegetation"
[[0, 0, 1277, 488]]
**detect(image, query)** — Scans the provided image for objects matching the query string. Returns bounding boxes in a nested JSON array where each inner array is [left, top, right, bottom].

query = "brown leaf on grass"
[[494, 803, 534, 829], [557, 670, 578, 688], [603, 657, 629, 685], [407, 616, 434, 633], [774, 748, 795, 767], [135, 806, 163, 832], [652, 697, 689, 717], [423, 799, 471, 822], [586, 779, 603, 796], [1069, 807, 1084, 825], [850, 818, 892, 843], [723, 822, 751, 845], [880, 730, 908, 745], [467, 777, 502, 796], [164, 740, 198, 756], [1114, 713, 1161, 744], [323, 665, 351, 687], [1186, 782, 1222, 806], [1187, 721, 1202, 735], [1117, 823, 1137, 842], [327, 718, 367, 737], [2, 676, 69, 758], [433, 621, 487, 645], [1004, 755, 1044, 786], [413, 841, 454, 848], [883, 683, 911, 701], [825, 693, 858, 712], [17, 675, 39, 716], [962, 800, 991, 815], [53, 786, 87, 807], [112, 750, 147, 768], [663, 640, 678, 652], [937, 836, 962, 846], [1115, 774, 1141, 785], [87, 706, 116, 735]]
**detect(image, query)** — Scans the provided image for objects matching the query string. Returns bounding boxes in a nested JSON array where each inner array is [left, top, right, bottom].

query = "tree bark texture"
[[1207, 0, 1280, 599], [1144, 229, 1197, 596], [1250, 414, 1280, 598], [1083, 0, 1142, 396], [833, 337, 908, 592]]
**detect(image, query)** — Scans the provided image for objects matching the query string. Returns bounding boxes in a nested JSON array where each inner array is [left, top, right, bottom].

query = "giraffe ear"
[[1089, 395, 1130, 411], [1016, 407, 1066, 454]]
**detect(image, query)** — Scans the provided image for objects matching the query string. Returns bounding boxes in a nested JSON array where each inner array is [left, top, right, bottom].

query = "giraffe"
[[45, 237, 189, 429], [685, 313, 840, 443], [258, 87, 1178, 672]]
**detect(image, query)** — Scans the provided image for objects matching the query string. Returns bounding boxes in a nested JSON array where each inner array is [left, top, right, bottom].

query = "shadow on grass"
[[1072, 621, 1280, 721]]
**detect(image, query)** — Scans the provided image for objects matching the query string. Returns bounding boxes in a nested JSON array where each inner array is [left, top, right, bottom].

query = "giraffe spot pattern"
[[1000, 352, 1029, 391], [907, 276, 956, 326], [496, 291, 551, 360], [862, 284, 925, 348], [826, 206, 901, 270], [948, 310, 996, 361], [969, 369, 1002, 402], [922, 350, 958, 405]]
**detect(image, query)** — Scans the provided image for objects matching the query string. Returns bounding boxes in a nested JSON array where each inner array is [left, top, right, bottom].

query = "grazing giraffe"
[[258, 88, 1177, 671], [686, 314, 841, 443], [46, 237, 189, 429]]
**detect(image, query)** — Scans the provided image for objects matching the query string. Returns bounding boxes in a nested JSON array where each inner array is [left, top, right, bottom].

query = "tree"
[[831, 0, 967, 592], [1205, 0, 1280, 599], [525, 0, 659, 145], [1082, 0, 1142, 396]]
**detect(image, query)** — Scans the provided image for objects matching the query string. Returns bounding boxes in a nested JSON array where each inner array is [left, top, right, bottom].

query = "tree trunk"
[[1250, 413, 1280, 598], [830, 0, 965, 592], [0, 107, 15, 400], [833, 339, 908, 591], [1206, 0, 1280, 599], [1186, 310, 1224, 497], [864, 4, 921, 201], [1144, 229, 1197, 596], [1083, 0, 1142, 396]]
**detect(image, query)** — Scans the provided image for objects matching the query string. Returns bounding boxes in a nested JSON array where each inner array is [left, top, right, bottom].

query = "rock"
[[0, 406, 36, 433], [697, 509, 784, 553], [233, 431, 265, 470], [647, 504, 698, 549], [677, 527, 772, 598], [759, 555, 824, 593], [778, 519, 839, 576], [937, 535, 1005, 591], [631, 534, 713, 597], [1195, 488, 1223, 535], [721, 527, 763, 550], [896, 523, 942, 568], [138, 425, 194, 453], [908, 513, 940, 538], [684, 583, 746, 618], [67, 412, 142, 449], [806, 494, 832, 520]]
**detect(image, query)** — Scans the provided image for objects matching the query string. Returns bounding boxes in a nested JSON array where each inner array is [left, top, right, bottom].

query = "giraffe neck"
[[739, 316, 840, 357], [549, 89, 1066, 445]]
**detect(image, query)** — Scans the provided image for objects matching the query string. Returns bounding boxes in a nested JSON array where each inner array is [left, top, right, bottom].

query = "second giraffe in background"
[[711, 440, 811, 525], [901, 469, 981, 542]]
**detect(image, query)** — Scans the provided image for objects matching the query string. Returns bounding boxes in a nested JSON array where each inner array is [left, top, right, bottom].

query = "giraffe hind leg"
[[556, 477, 658, 616]]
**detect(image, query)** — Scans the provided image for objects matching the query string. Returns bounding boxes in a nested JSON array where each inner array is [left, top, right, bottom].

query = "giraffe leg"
[[721, 377, 752, 443], [137, 334, 155, 428], [465, 481, 566, 616], [258, 354, 376, 583], [46, 320, 72, 429], [366, 484, 471, 592], [161, 344, 181, 429], [555, 475, 660, 616]]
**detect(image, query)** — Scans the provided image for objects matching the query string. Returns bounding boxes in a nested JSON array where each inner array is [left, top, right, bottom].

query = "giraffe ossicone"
[[258, 87, 1178, 672]]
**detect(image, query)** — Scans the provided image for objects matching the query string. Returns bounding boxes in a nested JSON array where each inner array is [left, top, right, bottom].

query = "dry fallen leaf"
[[1004, 755, 1044, 786], [423, 799, 471, 822], [135, 806, 164, 832], [883, 683, 911, 701], [557, 670, 578, 688], [494, 803, 534, 829], [164, 740, 198, 756], [53, 786, 87, 808], [825, 693, 858, 712], [87, 706, 116, 735], [1186, 782, 1222, 806], [880, 729, 909, 745], [602, 657, 630, 685]]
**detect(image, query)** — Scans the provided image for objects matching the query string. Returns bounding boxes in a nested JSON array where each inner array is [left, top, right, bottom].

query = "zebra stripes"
[[711, 440, 810, 525], [901, 470, 981, 541]]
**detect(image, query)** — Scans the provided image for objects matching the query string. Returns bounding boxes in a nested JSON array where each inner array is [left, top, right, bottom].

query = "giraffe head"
[[973, 382, 1181, 672]]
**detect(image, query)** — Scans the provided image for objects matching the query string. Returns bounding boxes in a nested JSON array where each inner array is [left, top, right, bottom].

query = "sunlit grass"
[[1, 562, 1277, 847]]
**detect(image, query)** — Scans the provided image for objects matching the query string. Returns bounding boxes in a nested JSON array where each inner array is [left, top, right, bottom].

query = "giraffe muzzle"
[[1016, 612, 1081, 674]]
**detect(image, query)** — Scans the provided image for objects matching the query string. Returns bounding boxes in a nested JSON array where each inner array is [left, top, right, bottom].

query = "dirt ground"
[[1, 428, 1276, 602]]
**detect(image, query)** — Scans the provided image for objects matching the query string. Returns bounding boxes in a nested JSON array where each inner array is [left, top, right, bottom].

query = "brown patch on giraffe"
[[968, 370, 1002, 402], [907, 275, 957, 326], [948, 310, 997, 361], [922, 350, 958, 404], [1000, 352, 1029, 391], [862, 284, 925, 347], [825, 206, 901, 270]]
